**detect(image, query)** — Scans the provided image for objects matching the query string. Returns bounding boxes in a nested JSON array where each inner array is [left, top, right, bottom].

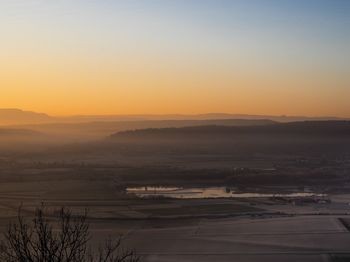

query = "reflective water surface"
[[127, 186, 324, 199]]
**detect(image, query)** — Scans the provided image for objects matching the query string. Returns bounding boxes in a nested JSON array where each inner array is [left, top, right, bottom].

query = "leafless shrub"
[[0, 207, 139, 262]]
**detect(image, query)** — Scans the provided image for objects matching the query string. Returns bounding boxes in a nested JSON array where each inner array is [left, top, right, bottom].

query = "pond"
[[127, 186, 324, 199]]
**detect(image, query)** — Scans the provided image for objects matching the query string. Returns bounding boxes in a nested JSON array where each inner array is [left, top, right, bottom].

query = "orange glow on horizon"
[[1, 52, 349, 117], [1, 1, 349, 118]]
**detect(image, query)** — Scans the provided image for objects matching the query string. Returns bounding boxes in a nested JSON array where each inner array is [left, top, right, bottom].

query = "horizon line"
[[0, 108, 349, 120]]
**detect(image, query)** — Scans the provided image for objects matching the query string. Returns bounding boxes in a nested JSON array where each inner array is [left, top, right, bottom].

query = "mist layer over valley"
[[1, 111, 350, 262]]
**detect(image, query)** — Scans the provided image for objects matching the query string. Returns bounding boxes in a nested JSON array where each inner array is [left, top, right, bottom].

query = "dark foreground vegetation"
[[0, 207, 139, 262]]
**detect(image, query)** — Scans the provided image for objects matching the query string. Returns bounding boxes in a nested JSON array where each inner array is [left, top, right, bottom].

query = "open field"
[[1, 165, 350, 262], [0, 121, 350, 261]]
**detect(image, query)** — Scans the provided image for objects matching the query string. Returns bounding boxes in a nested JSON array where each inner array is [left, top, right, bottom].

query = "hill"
[[0, 109, 53, 126], [1, 108, 347, 127], [13, 119, 276, 141], [60, 113, 346, 123], [111, 121, 350, 141]]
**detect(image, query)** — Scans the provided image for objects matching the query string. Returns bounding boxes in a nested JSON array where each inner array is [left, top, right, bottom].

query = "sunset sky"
[[1, 0, 349, 116]]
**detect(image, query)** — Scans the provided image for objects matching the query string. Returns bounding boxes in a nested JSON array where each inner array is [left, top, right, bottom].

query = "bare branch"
[[0, 207, 140, 262]]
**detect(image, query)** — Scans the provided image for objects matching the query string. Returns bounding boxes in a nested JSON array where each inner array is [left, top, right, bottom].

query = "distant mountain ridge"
[[0, 109, 53, 125], [62, 113, 347, 123], [0, 108, 348, 126]]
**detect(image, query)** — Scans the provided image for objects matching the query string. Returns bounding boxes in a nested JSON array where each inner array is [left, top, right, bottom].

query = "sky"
[[0, 0, 349, 116]]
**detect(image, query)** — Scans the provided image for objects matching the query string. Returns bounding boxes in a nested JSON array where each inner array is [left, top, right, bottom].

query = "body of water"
[[127, 186, 324, 199]]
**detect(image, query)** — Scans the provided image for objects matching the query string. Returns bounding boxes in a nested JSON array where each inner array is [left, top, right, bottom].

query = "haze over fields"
[[0, 108, 347, 126], [1, 1, 350, 261], [1, 108, 349, 145]]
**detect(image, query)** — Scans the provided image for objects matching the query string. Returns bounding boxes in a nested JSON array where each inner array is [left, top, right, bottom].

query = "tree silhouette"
[[0, 207, 139, 262]]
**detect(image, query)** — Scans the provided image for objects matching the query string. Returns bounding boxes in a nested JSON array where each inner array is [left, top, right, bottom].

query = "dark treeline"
[[112, 121, 350, 139]]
